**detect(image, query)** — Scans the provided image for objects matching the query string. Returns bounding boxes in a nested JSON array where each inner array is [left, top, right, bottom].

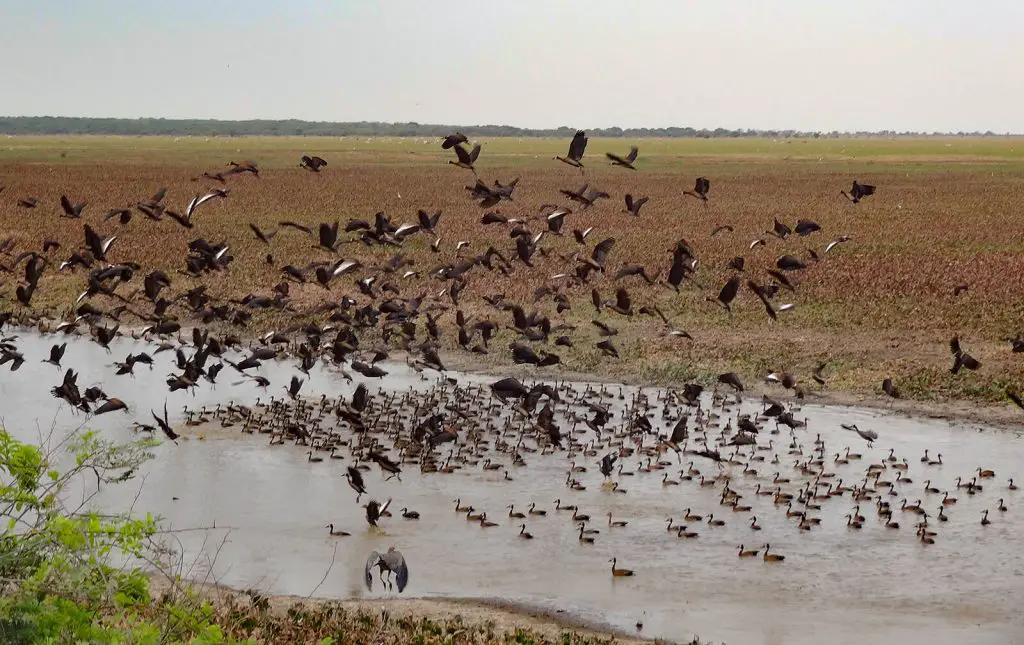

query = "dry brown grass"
[[3, 136, 1024, 413]]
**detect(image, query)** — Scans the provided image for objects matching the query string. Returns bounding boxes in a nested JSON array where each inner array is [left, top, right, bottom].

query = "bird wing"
[[364, 552, 380, 590], [384, 550, 409, 592], [569, 130, 587, 160], [626, 147, 638, 163], [453, 145, 472, 165]]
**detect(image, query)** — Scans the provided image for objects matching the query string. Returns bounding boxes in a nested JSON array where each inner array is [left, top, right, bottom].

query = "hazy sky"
[[2, 1, 1021, 132]]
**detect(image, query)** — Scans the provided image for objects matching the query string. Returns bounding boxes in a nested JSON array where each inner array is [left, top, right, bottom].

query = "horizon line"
[[0, 115, 1020, 138]]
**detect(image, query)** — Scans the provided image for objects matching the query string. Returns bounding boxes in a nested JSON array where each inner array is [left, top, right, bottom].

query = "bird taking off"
[[841, 180, 875, 204], [365, 546, 409, 593]]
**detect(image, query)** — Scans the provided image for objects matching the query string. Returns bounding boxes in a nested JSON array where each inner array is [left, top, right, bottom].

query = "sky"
[[1, 0, 1022, 133]]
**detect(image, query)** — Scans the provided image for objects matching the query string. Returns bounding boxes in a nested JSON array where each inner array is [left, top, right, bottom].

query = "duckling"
[[676, 526, 699, 538], [400, 507, 420, 520], [762, 543, 785, 562], [578, 524, 595, 544], [609, 557, 634, 577], [981, 509, 991, 526], [527, 502, 547, 516], [507, 505, 526, 519], [518, 524, 534, 540], [325, 523, 350, 536], [737, 544, 760, 557], [732, 500, 752, 512], [607, 512, 628, 527], [707, 513, 725, 526]]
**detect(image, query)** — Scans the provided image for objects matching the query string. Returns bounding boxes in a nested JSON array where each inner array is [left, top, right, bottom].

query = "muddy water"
[[1, 331, 1022, 645]]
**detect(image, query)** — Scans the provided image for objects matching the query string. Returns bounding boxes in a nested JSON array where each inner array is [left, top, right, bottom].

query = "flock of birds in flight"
[[0, 129, 1019, 596]]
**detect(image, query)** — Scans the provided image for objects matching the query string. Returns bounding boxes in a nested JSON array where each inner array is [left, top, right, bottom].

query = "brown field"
[[3, 135, 1024, 422]]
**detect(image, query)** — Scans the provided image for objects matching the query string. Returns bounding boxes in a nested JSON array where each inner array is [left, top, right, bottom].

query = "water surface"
[[1, 330, 1022, 645]]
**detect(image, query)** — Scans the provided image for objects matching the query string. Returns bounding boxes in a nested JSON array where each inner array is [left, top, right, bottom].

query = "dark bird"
[[249, 223, 277, 245], [299, 155, 328, 171], [285, 375, 304, 399], [623, 194, 648, 217], [347, 466, 367, 501], [795, 219, 821, 236], [152, 401, 180, 442], [93, 398, 129, 415], [882, 378, 900, 399], [318, 222, 340, 252], [713, 277, 741, 311], [441, 133, 468, 149], [448, 143, 481, 173], [368, 451, 403, 481], [776, 255, 806, 271], [718, 372, 744, 391], [555, 130, 588, 169], [44, 342, 67, 368], [842, 180, 876, 204], [364, 498, 391, 527], [417, 209, 442, 233], [60, 195, 87, 219], [606, 146, 639, 170], [684, 177, 711, 203]]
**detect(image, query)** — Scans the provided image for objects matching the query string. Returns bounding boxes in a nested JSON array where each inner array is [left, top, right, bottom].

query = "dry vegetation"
[[144, 576, 660, 645], [3, 135, 1024, 420]]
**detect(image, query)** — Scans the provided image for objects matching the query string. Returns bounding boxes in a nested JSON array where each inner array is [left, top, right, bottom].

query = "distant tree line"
[[0, 116, 1008, 138]]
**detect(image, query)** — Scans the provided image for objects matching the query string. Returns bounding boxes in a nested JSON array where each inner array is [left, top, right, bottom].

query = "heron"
[[365, 545, 409, 593]]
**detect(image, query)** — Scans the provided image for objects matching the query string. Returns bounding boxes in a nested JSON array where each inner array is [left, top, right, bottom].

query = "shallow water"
[[1, 330, 1023, 645]]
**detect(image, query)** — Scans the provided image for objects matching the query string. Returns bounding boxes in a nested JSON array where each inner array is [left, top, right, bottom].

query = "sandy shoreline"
[[148, 575, 661, 644]]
